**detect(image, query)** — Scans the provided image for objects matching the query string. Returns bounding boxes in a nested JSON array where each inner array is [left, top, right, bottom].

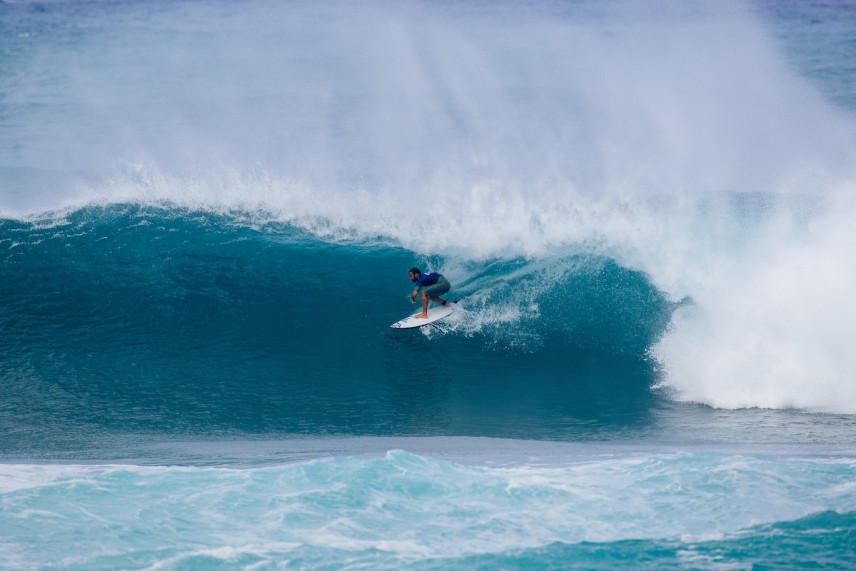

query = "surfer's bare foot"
[[414, 312, 429, 319]]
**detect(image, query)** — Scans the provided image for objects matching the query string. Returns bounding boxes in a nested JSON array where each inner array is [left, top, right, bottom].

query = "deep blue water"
[[0, 205, 674, 449], [2, 0, 856, 569]]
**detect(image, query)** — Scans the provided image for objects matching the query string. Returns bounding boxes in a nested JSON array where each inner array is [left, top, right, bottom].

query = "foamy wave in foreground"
[[1, 449, 854, 568]]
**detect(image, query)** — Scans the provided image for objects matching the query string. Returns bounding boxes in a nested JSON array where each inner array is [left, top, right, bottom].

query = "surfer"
[[409, 268, 451, 319]]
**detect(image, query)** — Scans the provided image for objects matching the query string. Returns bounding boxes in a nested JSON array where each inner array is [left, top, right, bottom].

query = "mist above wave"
[[3, 0, 853, 217]]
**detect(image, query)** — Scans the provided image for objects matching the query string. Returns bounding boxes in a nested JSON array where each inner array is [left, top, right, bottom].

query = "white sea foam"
[[651, 192, 856, 413]]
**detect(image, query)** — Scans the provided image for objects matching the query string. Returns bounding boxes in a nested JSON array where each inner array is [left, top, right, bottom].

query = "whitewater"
[[2, 0, 856, 568]]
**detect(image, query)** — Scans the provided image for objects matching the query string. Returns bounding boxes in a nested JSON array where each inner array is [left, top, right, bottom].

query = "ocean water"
[[2, 0, 856, 569]]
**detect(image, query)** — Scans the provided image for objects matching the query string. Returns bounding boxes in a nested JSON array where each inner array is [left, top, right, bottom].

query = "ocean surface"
[[2, 0, 856, 569]]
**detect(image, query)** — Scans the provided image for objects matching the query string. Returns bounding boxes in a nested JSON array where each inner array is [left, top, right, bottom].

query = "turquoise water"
[[2, 0, 856, 569], [2, 450, 855, 569]]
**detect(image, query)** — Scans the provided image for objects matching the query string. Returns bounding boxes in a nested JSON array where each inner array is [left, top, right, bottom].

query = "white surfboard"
[[390, 302, 459, 329]]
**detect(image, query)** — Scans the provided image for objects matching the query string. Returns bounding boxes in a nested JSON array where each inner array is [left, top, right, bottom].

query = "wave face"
[[0, 205, 673, 450]]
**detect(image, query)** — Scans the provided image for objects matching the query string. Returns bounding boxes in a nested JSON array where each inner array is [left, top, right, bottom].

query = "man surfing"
[[408, 267, 451, 319]]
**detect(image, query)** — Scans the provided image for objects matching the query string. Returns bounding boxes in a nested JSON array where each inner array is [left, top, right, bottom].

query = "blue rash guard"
[[414, 272, 441, 288]]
